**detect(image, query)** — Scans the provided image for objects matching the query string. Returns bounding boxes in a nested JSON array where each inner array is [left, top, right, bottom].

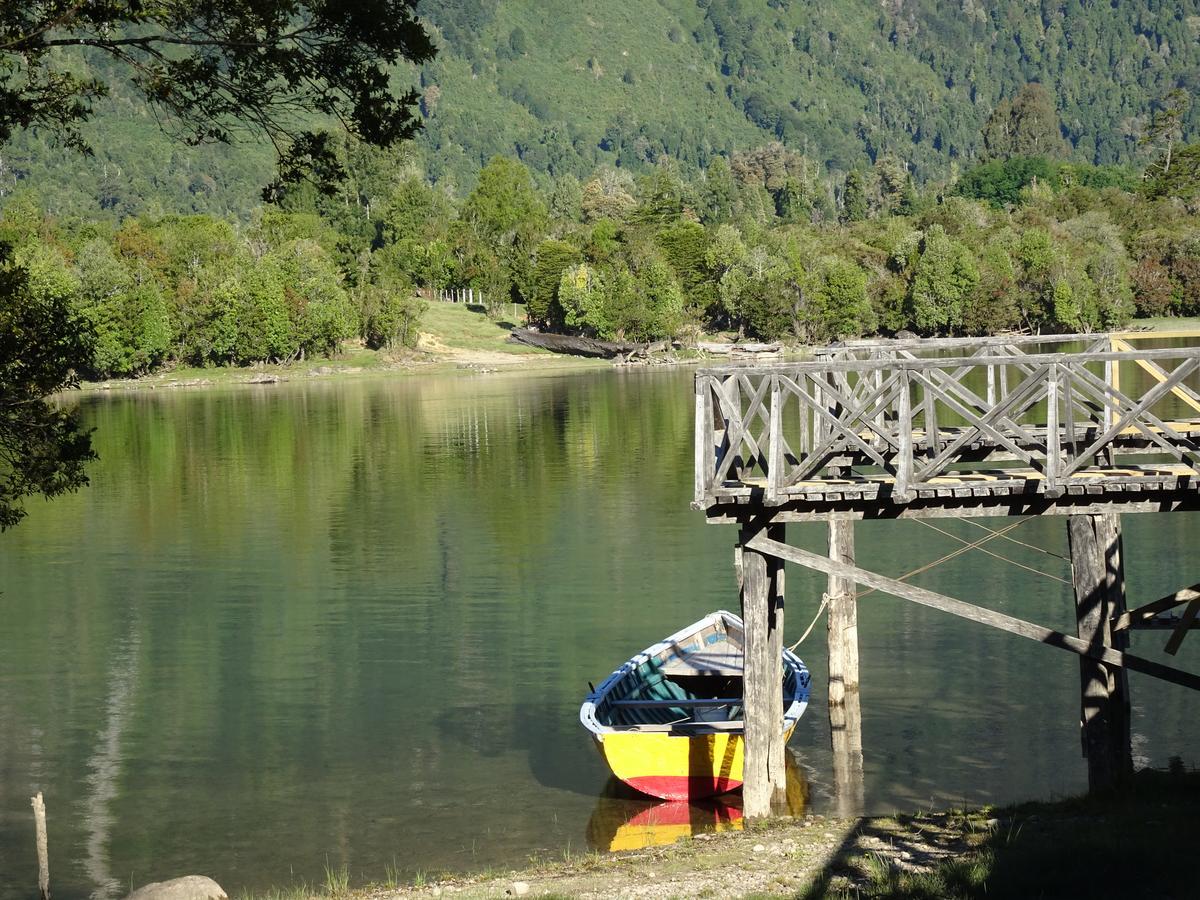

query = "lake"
[[1, 367, 1197, 897]]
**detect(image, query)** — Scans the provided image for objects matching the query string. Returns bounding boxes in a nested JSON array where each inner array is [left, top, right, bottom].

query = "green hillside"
[[5, 0, 1200, 216], [416, 0, 1200, 180]]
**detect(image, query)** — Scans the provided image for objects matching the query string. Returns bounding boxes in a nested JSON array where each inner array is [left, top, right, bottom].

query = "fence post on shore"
[[31, 791, 49, 900], [1068, 512, 1132, 791]]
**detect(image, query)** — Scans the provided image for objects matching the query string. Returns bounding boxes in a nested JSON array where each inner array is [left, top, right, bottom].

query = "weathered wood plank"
[[739, 523, 787, 817], [743, 532, 1200, 693], [1068, 514, 1132, 790], [1114, 583, 1200, 631], [1164, 597, 1200, 656], [695, 377, 714, 506], [830, 518, 859, 744]]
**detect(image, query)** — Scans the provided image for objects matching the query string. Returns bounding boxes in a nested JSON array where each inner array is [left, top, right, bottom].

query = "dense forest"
[[9, 115, 1200, 380], [5, 1, 1200, 381], [6, 0, 1200, 216]]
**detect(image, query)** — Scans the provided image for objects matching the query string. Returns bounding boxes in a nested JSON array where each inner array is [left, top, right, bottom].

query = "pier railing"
[[694, 345, 1200, 508]]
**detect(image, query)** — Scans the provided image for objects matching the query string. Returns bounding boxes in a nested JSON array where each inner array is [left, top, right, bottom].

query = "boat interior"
[[594, 617, 800, 733]]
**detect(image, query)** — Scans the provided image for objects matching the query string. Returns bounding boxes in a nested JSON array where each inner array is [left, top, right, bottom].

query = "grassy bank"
[[80, 304, 608, 392], [234, 768, 1199, 900], [77, 307, 1200, 394]]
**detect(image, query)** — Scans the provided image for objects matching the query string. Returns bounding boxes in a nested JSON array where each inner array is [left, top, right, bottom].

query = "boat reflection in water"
[[587, 754, 810, 852]]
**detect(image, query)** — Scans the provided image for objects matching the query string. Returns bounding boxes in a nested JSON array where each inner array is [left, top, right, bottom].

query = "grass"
[[322, 862, 349, 898], [1125, 315, 1200, 334], [418, 301, 545, 355]]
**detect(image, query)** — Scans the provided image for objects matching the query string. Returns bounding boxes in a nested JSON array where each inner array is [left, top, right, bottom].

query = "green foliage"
[[3, 3, 1200, 217], [812, 258, 873, 340], [1142, 143, 1200, 202], [655, 221, 713, 315], [528, 239, 581, 326], [956, 157, 1060, 208], [272, 240, 357, 357], [74, 240, 172, 377], [981, 83, 1068, 161], [0, 128, 1189, 386], [843, 171, 867, 223], [461, 156, 547, 305], [0, 2, 434, 199], [907, 225, 979, 334], [0, 0, 439, 531], [0, 244, 96, 529], [362, 278, 427, 350], [558, 264, 607, 333], [463, 156, 547, 240]]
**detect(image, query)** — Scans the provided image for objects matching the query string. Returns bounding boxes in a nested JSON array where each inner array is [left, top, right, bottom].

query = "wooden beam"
[[743, 533, 1200, 692], [1113, 583, 1200, 631], [1098, 514, 1131, 777], [1126, 615, 1200, 630], [827, 516, 864, 818], [1068, 514, 1131, 791], [739, 523, 788, 817], [827, 517, 860, 708], [766, 522, 787, 798], [703, 494, 1200, 523], [1164, 598, 1200, 656]]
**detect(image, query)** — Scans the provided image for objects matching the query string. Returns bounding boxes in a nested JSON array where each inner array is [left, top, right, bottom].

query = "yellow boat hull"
[[594, 723, 798, 800]]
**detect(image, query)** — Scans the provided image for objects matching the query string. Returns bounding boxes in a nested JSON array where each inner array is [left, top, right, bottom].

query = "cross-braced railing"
[[694, 345, 1200, 509]]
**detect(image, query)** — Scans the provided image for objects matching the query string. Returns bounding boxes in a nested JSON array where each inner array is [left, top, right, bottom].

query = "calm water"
[[1, 367, 1198, 897]]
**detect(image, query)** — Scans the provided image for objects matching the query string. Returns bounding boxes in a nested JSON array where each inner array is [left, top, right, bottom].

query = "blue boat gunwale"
[[579, 610, 811, 737]]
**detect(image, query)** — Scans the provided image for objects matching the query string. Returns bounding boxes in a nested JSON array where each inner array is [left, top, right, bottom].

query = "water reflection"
[[82, 618, 140, 899], [587, 754, 810, 852], [0, 370, 1197, 898]]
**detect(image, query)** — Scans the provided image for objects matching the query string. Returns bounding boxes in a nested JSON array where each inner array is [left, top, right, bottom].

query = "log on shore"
[[507, 329, 644, 358], [696, 341, 782, 355]]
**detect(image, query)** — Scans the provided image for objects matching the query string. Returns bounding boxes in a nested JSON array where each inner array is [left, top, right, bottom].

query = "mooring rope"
[[915, 519, 1072, 585], [955, 516, 1070, 561], [787, 517, 1058, 650], [853, 518, 1030, 601], [787, 593, 830, 652]]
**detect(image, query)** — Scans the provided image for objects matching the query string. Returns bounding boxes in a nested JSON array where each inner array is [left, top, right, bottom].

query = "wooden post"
[[1068, 513, 1133, 791], [739, 522, 787, 817], [827, 517, 859, 708], [31, 791, 49, 900], [827, 516, 863, 814]]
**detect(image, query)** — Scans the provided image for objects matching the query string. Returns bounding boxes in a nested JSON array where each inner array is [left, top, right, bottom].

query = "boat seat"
[[658, 651, 743, 677], [609, 698, 741, 708]]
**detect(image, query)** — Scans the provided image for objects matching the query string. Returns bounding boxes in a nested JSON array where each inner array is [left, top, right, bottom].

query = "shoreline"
[[69, 311, 1200, 397], [232, 767, 1200, 899], [76, 347, 618, 395]]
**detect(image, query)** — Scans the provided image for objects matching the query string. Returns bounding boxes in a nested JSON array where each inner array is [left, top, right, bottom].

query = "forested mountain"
[[5, 0, 1200, 217]]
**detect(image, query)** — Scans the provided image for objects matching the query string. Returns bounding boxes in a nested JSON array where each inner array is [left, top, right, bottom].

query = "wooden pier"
[[693, 333, 1200, 816]]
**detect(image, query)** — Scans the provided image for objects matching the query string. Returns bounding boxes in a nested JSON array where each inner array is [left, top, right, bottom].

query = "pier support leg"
[[1068, 513, 1132, 791], [827, 516, 864, 815], [739, 523, 787, 817]]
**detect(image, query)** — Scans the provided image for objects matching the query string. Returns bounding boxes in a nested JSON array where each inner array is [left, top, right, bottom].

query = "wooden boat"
[[579, 611, 810, 800]]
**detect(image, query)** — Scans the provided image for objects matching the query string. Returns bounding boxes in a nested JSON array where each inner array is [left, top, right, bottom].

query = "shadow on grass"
[[796, 765, 1200, 900]]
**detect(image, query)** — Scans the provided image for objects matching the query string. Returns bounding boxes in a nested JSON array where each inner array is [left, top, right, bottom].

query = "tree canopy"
[[0, 1, 435, 529], [0, 1, 434, 197]]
